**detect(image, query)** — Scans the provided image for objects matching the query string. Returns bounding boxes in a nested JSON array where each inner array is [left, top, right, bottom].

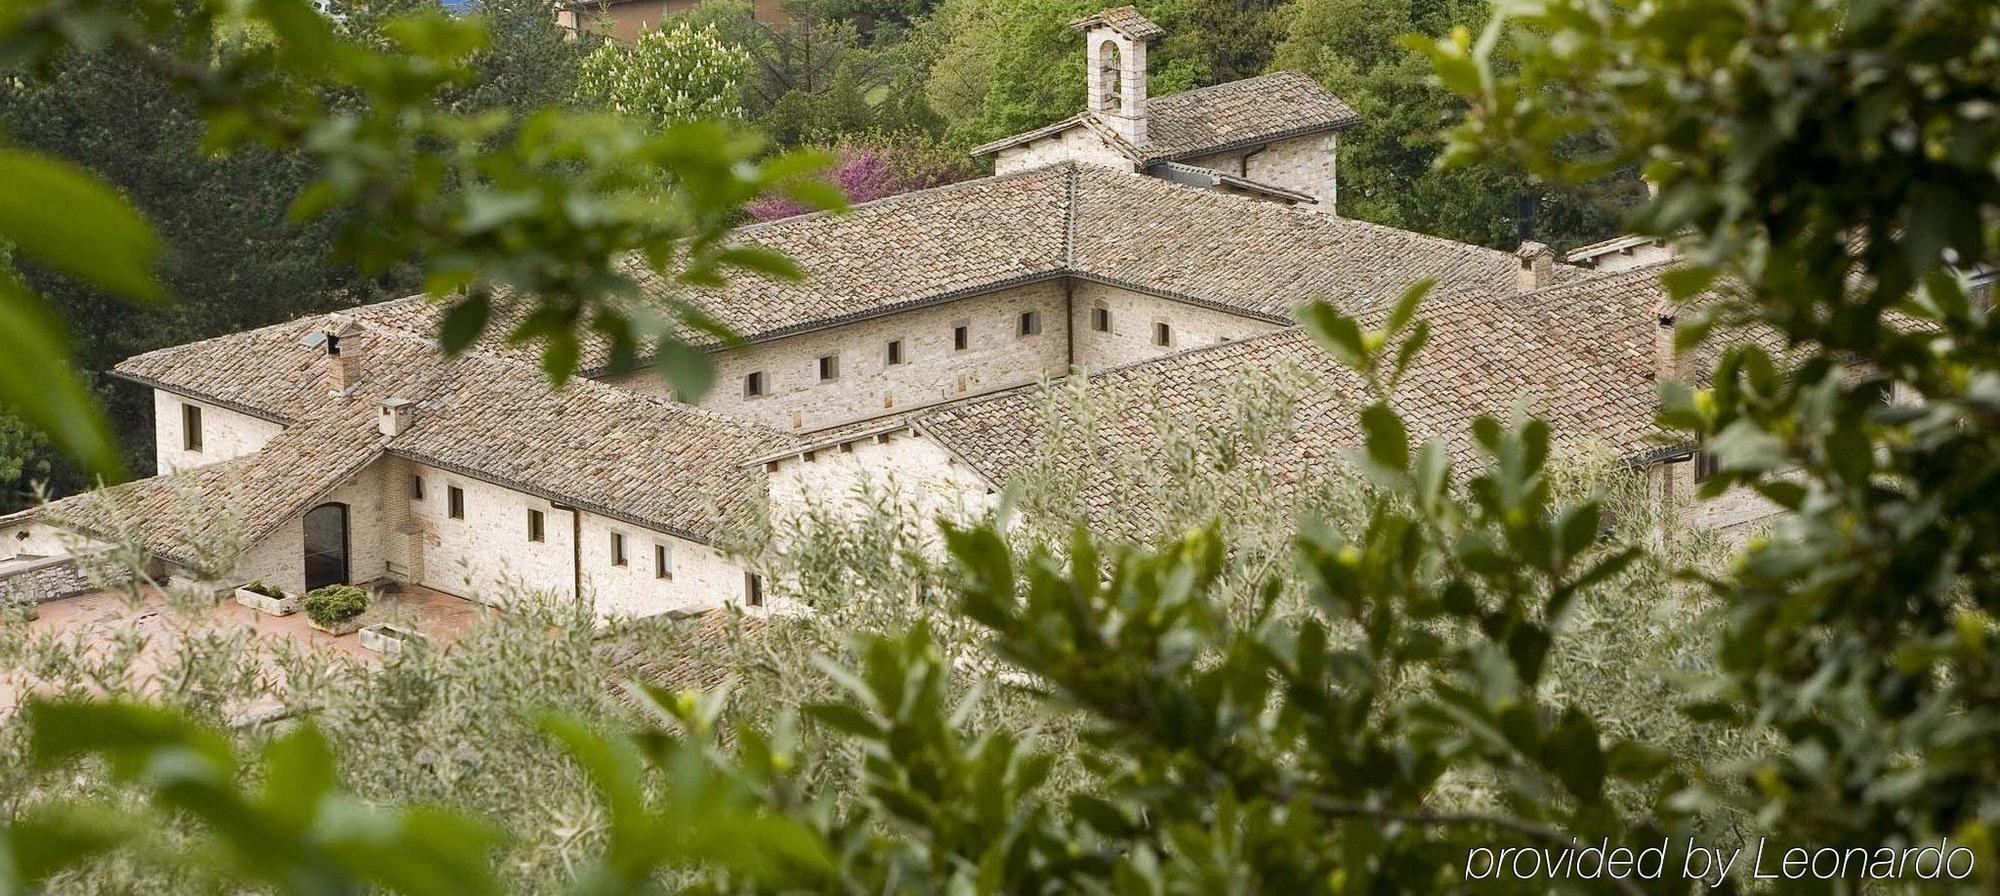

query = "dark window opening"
[[1018, 311, 1041, 337], [182, 404, 203, 452], [448, 486, 465, 520], [953, 323, 969, 352], [818, 354, 840, 381], [885, 340, 904, 365], [1694, 451, 1721, 483], [1091, 306, 1111, 332], [528, 508, 545, 542], [745, 572, 764, 607], [745, 371, 766, 397], [1153, 321, 1173, 347], [409, 475, 425, 500], [654, 543, 672, 580], [611, 531, 627, 566]]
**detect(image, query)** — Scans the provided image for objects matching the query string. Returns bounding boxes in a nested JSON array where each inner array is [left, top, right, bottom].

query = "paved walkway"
[[1, 583, 489, 720]]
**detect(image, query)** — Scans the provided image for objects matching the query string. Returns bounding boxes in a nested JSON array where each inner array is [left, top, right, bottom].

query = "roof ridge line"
[[1064, 162, 1079, 267], [1146, 69, 1310, 104]]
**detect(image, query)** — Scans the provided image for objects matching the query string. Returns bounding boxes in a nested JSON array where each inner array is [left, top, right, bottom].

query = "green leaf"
[[0, 148, 163, 301], [1298, 301, 1367, 371], [1545, 708, 1606, 802], [1360, 403, 1409, 472], [0, 280, 124, 478], [653, 340, 714, 402], [1386, 278, 1435, 335], [436, 294, 491, 356]]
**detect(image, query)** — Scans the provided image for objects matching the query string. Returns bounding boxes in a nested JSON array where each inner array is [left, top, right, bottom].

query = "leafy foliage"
[[302, 585, 369, 627], [0, 0, 840, 477]]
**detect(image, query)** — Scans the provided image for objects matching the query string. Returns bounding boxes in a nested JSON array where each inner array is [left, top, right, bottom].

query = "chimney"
[[300, 315, 364, 395], [1072, 7, 1162, 148], [1515, 241, 1556, 292], [377, 397, 416, 437]]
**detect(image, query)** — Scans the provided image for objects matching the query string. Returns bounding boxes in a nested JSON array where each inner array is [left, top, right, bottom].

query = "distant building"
[[2, 8, 1762, 621]]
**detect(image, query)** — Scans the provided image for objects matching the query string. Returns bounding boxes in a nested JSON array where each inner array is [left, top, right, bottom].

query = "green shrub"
[[301, 586, 368, 627], [240, 581, 284, 598]]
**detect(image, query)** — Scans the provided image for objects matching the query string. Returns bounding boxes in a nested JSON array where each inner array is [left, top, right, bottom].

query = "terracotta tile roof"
[[1068, 6, 1165, 41], [913, 277, 1667, 536], [972, 72, 1360, 164], [13, 407, 385, 566], [599, 609, 769, 695], [110, 319, 796, 549], [637, 164, 1518, 346], [1067, 165, 1516, 318], [1140, 72, 1360, 162]]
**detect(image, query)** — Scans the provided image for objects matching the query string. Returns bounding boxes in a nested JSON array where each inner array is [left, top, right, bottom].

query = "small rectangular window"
[[744, 371, 766, 397], [181, 403, 203, 452], [1091, 306, 1111, 332], [448, 486, 465, 520], [952, 322, 969, 352], [884, 339, 904, 365], [611, 531, 627, 566], [745, 571, 764, 607], [654, 543, 673, 580], [1153, 321, 1174, 347], [527, 508, 545, 542], [1017, 310, 1041, 337], [818, 354, 840, 381], [409, 475, 425, 500]]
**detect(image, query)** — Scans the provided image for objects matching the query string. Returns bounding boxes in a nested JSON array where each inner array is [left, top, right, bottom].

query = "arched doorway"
[[303, 503, 350, 591]]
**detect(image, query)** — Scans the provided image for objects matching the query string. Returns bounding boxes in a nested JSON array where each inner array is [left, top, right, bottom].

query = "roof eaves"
[[1144, 119, 1353, 166], [969, 115, 1086, 158], [108, 370, 296, 427]]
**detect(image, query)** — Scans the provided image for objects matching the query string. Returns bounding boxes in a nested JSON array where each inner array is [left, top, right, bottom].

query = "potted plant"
[[302, 584, 369, 636], [359, 622, 427, 656], [233, 580, 297, 616]]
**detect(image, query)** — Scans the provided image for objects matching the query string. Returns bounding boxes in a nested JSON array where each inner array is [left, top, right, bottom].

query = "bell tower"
[[1072, 7, 1162, 148]]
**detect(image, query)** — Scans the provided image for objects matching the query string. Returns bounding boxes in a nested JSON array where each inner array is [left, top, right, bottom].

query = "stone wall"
[[1181, 132, 1339, 209], [1067, 281, 1284, 370], [0, 555, 95, 604], [152, 389, 285, 475], [993, 128, 1137, 176], [401, 460, 745, 621], [611, 281, 1075, 434], [607, 279, 1279, 434], [765, 428, 997, 545]]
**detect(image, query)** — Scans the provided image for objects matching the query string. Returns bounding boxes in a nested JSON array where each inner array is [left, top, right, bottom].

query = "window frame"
[[884, 339, 904, 365], [611, 531, 628, 567], [1091, 306, 1111, 332], [527, 508, 545, 543], [447, 485, 465, 520], [952, 321, 970, 352], [410, 475, 425, 500], [654, 543, 673, 580], [817, 353, 840, 382], [1153, 320, 1174, 347], [1017, 310, 1041, 337], [745, 571, 764, 607], [181, 403, 204, 453], [744, 370, 767, 397]]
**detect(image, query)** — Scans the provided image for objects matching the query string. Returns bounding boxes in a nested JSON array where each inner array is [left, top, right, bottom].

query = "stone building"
[[1, 7, 1768, 619]]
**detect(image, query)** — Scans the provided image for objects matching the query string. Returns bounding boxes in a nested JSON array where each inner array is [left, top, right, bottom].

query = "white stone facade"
[[613, 281, 1077, 433], [397, 460, 743, 620], [1181, 132, 1340, 210], [152, 391, 284, 475], [1068, 281, 1284, 369], [765, 429, 996, 540], [993, 127, 1138, 176]]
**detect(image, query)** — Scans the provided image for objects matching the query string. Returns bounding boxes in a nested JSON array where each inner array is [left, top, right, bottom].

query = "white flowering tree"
[[576, 21, 750, 129]]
